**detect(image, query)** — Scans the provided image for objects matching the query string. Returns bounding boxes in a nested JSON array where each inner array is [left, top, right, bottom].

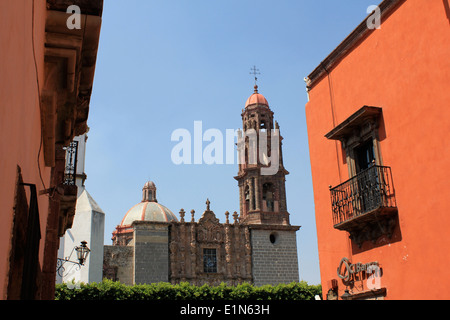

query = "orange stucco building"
[[305, 0, 450, 299], [0, 0, 103, 299]]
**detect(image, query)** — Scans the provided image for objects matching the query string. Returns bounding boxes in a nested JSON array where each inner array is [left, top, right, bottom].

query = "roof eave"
[[305, 0, 405, 91]]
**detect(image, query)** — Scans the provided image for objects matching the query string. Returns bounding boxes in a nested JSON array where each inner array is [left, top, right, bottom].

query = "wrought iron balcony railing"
[[330, 165, 397, 229], [63, 141, 78, 186]]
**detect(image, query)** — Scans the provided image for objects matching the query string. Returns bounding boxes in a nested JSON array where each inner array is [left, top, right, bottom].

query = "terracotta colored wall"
[[305, 0, 450, 299], [0, 0, 49, 299]]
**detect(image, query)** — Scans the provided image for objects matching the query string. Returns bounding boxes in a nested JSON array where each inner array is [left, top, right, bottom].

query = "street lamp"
[[57, 241, 90, 277], [75, 241, 90, 265]]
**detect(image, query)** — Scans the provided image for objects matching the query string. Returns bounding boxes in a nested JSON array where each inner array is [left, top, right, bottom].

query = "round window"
[[269, 232, 278, 244]]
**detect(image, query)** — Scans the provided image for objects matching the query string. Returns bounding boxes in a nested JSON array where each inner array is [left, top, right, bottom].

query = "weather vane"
[[249, 65, 261, 86]]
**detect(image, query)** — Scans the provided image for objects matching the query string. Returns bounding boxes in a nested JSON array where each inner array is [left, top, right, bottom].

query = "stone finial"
[[232, 211, 239, 224], [225, 211, 230, 224], [190, 209, 195, 222], [179, 209, 185, 222], [206, 198, 211, 211]]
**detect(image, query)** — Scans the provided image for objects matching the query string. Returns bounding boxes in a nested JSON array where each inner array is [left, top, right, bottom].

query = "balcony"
[[329, 165, 398, 247]]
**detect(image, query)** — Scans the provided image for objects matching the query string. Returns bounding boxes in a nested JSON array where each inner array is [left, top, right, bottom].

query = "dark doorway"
[[355, 140, 375, 173]]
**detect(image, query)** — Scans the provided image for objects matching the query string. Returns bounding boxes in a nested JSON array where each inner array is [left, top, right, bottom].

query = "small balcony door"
[[354, 140, 380, 213], [355, 140, 375, 173]]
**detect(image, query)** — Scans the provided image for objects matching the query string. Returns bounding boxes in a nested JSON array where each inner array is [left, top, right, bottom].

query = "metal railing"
[[330, 165, 396, 226], [63, 141, 78, 185]]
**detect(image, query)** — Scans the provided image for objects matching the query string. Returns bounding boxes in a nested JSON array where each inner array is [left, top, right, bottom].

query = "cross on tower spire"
[[249, 65, 261, 88]]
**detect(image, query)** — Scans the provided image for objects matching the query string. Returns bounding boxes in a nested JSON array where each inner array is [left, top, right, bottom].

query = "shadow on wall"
[[444, 0, 450, 24]]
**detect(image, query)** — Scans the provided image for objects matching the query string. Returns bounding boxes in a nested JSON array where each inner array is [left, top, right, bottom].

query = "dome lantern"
[[142, 181, 157, 202]]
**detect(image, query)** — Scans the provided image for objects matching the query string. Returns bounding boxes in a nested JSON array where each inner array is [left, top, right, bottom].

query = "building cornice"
[[41, 2, 103, 167], [248, 224, 301, 232]]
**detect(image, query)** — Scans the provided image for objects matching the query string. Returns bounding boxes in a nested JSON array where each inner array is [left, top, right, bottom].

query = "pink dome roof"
[[119, 201, 177, 227], [245, 85, 269, 108]]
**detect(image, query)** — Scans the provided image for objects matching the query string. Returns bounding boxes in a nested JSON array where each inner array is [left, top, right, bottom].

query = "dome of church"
[[120, 201, 177, 226], [245, 85, 269, 108], [119, 181, 178, 227]]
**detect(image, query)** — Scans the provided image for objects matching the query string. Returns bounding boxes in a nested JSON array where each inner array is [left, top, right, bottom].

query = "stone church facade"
[[169, 201, 254, 286], [103, 86, 300, 286]]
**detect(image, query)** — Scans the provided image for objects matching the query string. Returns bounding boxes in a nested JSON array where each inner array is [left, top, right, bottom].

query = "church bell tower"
[[235, 84, 290, 225], [234, 76, 300, 286]]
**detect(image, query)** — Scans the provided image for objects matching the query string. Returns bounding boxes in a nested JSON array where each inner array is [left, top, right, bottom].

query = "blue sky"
[[85, 0, 381, 285]]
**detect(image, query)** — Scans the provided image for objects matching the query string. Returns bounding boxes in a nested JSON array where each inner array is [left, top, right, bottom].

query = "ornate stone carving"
[[168, 200, 252, 285]]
